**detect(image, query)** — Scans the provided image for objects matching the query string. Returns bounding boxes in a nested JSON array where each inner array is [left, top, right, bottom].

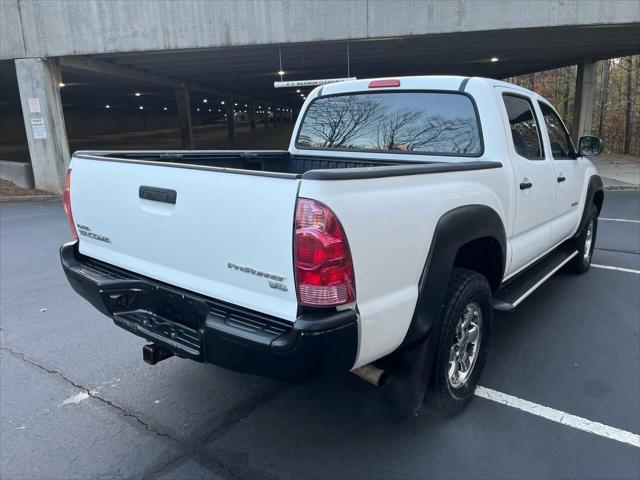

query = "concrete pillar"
[[225, 101, 236, 142], [571, 61, 597, 141], [249, 103, 256, 134], [15, 58, 70, 194], [175, 87, 194, 149]]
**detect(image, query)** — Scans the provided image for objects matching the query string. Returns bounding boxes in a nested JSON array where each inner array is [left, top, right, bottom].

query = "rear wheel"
[[425, 268, 492, 416], [568, 205, 598, 274]]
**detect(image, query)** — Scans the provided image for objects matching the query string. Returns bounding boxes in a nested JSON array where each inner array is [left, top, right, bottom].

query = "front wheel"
[[568, 205, 598, 274], [425, 268, 492, 417]]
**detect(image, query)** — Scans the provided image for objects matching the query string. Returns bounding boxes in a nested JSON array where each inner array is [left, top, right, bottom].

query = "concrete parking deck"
[[1, 193, 638, 479]]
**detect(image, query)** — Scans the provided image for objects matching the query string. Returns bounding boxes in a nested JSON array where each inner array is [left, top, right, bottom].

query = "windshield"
[[296, 91, 482, 156]]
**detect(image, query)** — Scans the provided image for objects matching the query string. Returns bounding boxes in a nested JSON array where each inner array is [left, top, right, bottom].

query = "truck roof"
[[315, 75, 541, 100]]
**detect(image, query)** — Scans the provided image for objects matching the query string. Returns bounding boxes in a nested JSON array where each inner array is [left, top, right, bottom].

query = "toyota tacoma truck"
[[60, 76, 604, 415]]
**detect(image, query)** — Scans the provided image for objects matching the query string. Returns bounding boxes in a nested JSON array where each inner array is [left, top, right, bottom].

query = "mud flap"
[[377, 324, 440, 416]]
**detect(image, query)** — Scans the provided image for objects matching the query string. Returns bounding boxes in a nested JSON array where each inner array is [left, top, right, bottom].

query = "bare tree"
[[374, 108, 480, 154], [624, 56, 635, 154], [598, 59, 611, 136], [299, 96, 383, 148]]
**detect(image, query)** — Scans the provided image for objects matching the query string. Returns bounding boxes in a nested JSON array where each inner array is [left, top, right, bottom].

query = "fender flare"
[[378, 204, 506, 414], [401, 204, 507, 349], [575, 175, 604, 237]]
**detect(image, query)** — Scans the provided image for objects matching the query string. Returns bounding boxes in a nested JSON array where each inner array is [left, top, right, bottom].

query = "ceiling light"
[[105, 104, 111, 109], [220, 100, 225, 105], [278, 70, 285, 76], [163, 106, 167, 111], [203, 98, 208, 103], [134, 92, 141, 96], [490, 57, 499, 62], [296, 89, 301, 93], [139, 106, 144, 110], [58, 82, 66, 88], [197, 108, 200, 111]]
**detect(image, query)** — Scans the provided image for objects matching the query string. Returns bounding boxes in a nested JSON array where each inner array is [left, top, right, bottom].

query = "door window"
[[538, 102, 576, 159], [502, 94, 544, 160]]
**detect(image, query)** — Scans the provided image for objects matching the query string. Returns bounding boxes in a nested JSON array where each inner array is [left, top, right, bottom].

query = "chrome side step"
[[493, 248, 578, 311]]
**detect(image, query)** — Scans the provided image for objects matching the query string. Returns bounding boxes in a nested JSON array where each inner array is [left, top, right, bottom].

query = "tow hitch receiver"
[[143, 343, 174, 365]]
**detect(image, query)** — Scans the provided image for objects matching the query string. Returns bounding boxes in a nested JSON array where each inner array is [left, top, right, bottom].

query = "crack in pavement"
[[1, 346, 183, 446], [1, 345, 287, 480]]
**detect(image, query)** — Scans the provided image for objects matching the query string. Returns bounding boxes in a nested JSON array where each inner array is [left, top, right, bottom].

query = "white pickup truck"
[[61, 76, 604, 415]]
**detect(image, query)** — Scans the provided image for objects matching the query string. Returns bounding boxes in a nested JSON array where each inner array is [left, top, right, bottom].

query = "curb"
[[0, 195, 60, 203], [603, 185, 640, 192]]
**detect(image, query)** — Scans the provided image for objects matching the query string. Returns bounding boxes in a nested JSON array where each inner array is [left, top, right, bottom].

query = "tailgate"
[[70, 156, 300, 321]]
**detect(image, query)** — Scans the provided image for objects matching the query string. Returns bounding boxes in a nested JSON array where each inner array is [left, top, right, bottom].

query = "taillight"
[[294, 198, 355, 306], [62, 169, 78, 240]]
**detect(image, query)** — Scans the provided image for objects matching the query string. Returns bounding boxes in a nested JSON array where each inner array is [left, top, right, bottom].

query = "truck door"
[[537, 101, 584, 243], [498, 89, 557, 275]]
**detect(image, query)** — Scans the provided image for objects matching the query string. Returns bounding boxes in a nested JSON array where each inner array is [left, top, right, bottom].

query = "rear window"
[[295, 92, 482, 156]]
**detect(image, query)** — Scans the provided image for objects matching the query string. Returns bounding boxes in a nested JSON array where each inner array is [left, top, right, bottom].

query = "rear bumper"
[[60, 241, 358, 381]]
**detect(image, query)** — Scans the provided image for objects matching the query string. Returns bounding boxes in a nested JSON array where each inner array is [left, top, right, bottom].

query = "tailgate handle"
[[139, 186, 177, 204]]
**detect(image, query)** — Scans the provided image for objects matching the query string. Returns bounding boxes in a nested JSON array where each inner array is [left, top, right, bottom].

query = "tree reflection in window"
[[296, 92, 482, 156]]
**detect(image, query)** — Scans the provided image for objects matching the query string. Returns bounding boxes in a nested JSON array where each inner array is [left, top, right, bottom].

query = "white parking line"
[[600, 217, 640, 224], [475, 386, 640, 448], [592, 264, 640, 274]]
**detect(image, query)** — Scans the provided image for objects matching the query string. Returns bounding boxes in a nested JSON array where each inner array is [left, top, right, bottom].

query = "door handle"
[[139, 186, 177, 204], [519, 181, 533, 190], [557, 175, 566, 183]]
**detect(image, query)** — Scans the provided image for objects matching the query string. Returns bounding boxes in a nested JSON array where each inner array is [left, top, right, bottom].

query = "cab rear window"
[[296, 91, 482, 156]]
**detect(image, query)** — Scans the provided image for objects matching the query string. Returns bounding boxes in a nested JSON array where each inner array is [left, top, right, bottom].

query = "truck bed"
[[78, 150, 403, 177], [74, 150, 501, 180]]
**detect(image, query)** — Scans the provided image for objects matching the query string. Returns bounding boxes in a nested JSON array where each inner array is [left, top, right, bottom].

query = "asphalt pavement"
[[1, 192, 638, 480]]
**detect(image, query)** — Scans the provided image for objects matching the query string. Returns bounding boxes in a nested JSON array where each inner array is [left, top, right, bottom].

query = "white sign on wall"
[[30, 118, 47, 140], [28, 97, 41, 113], [273, 78, 356, 88]]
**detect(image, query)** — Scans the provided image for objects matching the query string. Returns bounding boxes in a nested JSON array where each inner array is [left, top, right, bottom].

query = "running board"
[[493, 247, 578, 311]]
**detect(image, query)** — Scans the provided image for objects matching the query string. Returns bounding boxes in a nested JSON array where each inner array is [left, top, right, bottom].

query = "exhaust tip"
[[352, 363, 389, 388]]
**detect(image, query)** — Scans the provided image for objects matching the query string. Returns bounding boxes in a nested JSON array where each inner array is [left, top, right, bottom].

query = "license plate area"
[[114, 310, 202, 358], [104, 284, 209, 359]]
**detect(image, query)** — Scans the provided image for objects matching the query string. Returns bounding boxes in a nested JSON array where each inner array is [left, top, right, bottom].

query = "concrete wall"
[[0, 1, 26, 58], [0, 160, 34, 189], [2, 0, 639, 60], [64, 110, 178, 137], [0, 110, 178, 142]]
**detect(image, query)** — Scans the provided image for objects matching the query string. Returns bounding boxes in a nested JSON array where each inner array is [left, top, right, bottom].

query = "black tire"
[[425, 267, 492, 417], [568, 205, 598, 274]]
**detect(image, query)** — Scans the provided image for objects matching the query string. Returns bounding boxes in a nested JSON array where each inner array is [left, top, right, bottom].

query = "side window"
[[539, 102, 575, 159], [502, 94, 544, 160]]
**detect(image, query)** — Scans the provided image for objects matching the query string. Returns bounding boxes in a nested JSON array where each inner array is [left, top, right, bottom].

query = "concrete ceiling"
[[1, 23, 639, 113], [88, 24, 640, 104]]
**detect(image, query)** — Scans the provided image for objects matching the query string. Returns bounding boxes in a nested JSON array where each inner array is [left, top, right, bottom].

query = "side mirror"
[[578, 136, 603, 157]]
